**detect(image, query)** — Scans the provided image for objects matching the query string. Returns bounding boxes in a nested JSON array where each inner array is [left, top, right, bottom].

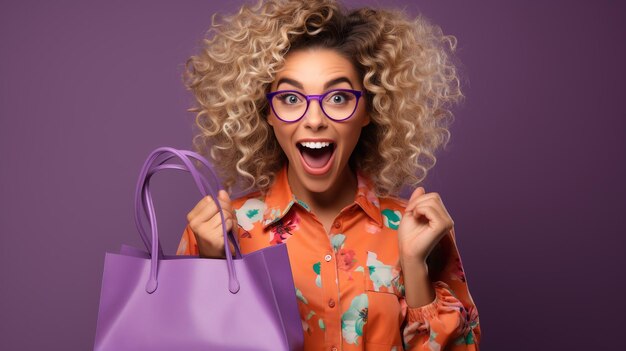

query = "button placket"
[[321, 215, 345, 347]]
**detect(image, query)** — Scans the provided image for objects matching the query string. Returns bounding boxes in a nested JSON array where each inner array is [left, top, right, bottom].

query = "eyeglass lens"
[[271, 90, 358, 121]]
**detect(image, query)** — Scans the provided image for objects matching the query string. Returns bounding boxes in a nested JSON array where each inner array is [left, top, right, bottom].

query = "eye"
[[276, 92, 302, 105], [325, 91, 353, 105]]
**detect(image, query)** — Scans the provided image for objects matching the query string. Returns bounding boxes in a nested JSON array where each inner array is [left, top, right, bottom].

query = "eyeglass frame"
[[265, 88, 364, 123]]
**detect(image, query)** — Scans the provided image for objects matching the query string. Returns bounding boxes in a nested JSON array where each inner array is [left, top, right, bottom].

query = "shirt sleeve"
[[400, 281, 480, 350], [176, 224, 199, 256], [399, 228, 481, 350]]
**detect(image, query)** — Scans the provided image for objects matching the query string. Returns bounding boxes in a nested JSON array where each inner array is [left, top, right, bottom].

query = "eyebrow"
[[276, 76, 354, 90]]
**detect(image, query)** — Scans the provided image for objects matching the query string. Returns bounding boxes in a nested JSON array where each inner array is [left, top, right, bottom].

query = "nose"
[[302, 98, 328, 130]]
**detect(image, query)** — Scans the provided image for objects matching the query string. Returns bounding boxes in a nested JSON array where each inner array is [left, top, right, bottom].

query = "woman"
[[177, 0, 480, 349]]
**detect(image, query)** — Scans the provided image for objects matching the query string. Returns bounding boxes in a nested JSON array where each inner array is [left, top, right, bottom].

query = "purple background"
[[1, 0, 624, 350]]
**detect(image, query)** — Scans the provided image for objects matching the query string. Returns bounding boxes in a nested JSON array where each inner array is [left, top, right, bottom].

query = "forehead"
[[272, 48, 360, 89]]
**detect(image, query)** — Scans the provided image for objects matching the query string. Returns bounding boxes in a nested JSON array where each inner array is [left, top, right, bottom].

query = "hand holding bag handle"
[[134, 147, 241, 294]]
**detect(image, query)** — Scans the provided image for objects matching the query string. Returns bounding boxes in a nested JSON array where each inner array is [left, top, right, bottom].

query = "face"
[[267, 48, 370, 195]]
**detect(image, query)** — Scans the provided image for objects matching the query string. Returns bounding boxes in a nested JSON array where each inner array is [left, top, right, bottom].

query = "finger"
[[217, 190, 229, 208], [216, 191, 236, 223], [409, 187, 425, 203], [200, 190, 229, 214], [414, 194, 452, 223], [412, 203, 452, 231], [217, 190, 232, 216], [191, 205, 230, 242], [205, 190, 232, 219], [230, 208, 239, 227], [189, 193, 229, 223], [411, 196, 440, 216], [216, 195, 232, 214], [414, 202, 443, 220], [191, 219, 221, 245], [406, 191, 439, 215], [207, 211, 233, 234], [228, 213, 240, 247], [215, 204, 237, 230], [186, 195, 212, 221], [208, 215, 237, 256], [214, 213, 237, 256], [405, 187, 426, 213], [189, 197, 221, 229], [410, 192, 445, 213], [226, 217, 234, 233], [411, 192, 442, 206]]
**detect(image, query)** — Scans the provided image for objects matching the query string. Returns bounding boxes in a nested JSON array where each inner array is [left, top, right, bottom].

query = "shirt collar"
[[262, 165, 382, 228]]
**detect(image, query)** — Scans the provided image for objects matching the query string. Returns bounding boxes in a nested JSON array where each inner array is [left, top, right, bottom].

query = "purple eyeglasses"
[[266, 89, 363, 123]]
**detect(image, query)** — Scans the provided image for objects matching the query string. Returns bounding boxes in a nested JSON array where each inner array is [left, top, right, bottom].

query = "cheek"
[[341, 127, 364, 153], [271, 126, 294, 154]]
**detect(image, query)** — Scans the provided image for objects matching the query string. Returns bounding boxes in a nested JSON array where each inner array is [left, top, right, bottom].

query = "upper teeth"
[[300, 141, 331, 149]]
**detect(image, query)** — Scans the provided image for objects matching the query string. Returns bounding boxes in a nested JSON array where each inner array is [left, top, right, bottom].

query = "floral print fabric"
[[177, 166, 481, 350]]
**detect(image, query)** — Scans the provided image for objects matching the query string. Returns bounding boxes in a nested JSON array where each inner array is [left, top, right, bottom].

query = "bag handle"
[[136, 155, 242, 259], [140, 163, 242, 259], [134, 147, 241, 294], [135, 149, 239, 257], [135, 149, 215, 251]]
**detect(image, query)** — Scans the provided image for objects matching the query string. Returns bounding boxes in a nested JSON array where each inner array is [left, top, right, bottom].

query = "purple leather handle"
[[139, 150, 241, 260], [135, 149, 220, 255], [135, 149, 222, 251], [134, 147, 241, 294], [140, 163, 242, 259]]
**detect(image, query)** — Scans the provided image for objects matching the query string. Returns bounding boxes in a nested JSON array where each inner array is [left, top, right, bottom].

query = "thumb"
[[405, 186, 426, 213], [415, 186, 425, 196]]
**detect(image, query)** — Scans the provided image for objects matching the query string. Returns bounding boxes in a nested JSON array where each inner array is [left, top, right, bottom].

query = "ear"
[[267, 112, 275, 127]]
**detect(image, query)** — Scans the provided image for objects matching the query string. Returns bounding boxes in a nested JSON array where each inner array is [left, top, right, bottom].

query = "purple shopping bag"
[[93, 147, 304, 350]]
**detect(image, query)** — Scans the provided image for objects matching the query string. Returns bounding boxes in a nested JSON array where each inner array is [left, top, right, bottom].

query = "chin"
[[303, 179, 335, 194]]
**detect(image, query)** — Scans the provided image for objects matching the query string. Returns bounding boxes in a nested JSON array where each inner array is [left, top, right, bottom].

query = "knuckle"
[[221, 202, 232, 213], [188, 218, 198, 231]]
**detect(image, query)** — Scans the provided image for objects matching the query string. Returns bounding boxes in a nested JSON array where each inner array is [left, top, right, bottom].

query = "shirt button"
[[328, 299, 336, 308], [333, 221, 341, 229], [324, 254, 332, 262], [331, 347, 338, 351]]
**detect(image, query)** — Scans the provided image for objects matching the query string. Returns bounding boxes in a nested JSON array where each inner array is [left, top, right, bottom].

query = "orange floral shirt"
[[177, 166, 481, 350]]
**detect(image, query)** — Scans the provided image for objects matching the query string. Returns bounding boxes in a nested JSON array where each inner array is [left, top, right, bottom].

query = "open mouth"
[[297, 141, 336, 170]]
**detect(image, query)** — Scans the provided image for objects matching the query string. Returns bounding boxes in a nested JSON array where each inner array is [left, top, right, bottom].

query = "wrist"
[[399, 246, 427, 265], [400, 255, 429, 274]]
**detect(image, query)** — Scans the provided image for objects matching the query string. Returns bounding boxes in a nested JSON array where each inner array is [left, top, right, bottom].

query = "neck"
[[287, 164, 358, 218]]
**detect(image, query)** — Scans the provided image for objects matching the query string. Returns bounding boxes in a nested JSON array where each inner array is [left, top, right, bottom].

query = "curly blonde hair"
[[184, 0, 464, 197]]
